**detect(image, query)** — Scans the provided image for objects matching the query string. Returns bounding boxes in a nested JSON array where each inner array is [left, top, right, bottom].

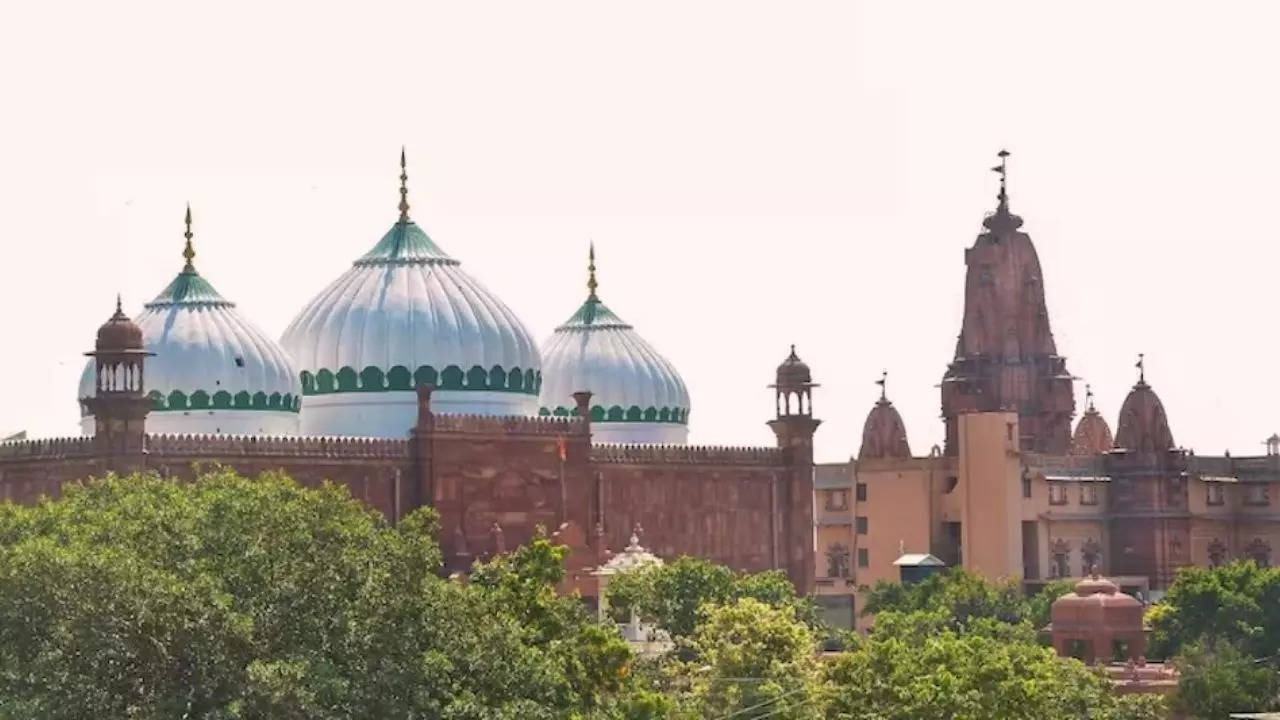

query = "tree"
[[862, 568, 1070, 640], [1147, 561, 1280, 659], [1173, 640, 1279, 719], [825, 617, 1152, 720], [0, 470, 636, 719], [685, 598, 823, 720], [604, 556, 819, 646]]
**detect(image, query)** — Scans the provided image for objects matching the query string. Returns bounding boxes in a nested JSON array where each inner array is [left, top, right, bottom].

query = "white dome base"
[[590, 422, 688, 445], [299, 391, 539, 437], [80, 410, 299, 437]]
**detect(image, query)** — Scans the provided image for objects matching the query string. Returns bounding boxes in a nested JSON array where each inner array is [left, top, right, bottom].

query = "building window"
[[856, 483, 867, 502], [826, 543, 851, 578], [1021, 471, 1032, 498], [857, 548, 869, 568], [1080, 484, 1098, 506], [1245, 484, 1271, 507], [1206, 483, 1226, 506], [1050, 539, 1070, 578], [1247, 538, 1272, 567], [825, 489, 849, 511], [1208, 538, 1227, 567], [855, 516, 868, 534], [1049, 482, 1069, 505]]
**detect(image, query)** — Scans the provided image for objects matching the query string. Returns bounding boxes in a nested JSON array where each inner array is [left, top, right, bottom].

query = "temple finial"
[[182, 204, 196, 272], [587, 242, 599, 301], [398, 146, 410, 222], [1085, 383, 1095, 411], [876, 370, 887, 402], [990, 149, 1010, 208], [115, 293, 123, 315], [1135, 353, 1145, 385]]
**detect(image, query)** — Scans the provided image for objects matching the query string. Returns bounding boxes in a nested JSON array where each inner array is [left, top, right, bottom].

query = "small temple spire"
[[1135, 353, 1146, 385], [876, 370, 888, 402], [398, 147, 411, 223], [114, 293, 124, 317], [587, 242, 599, 301], [182, 204, 196, 272]]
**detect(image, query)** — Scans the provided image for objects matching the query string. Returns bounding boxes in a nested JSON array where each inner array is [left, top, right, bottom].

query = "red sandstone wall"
[[592, 445, 785, 573]]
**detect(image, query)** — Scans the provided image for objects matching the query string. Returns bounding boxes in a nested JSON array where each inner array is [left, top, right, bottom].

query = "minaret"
[[768, 345, 819, 593], [940, 151, 1075, 454], [83, 295, 154, 461]]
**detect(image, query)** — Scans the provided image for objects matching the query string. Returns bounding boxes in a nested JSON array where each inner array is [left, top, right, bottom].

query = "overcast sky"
[[2, 1, 1278, 461]]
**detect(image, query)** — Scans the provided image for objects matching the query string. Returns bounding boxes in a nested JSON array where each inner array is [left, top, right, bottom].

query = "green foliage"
[[1173, 640, 1280, 719], [0, 470, 633, 719], [604, 556, 819, 647], [685, 598, 824, 720], [862, 568, 1067, 640], [1147, 560, 1280, 659], [825, 624, 1139, 720]]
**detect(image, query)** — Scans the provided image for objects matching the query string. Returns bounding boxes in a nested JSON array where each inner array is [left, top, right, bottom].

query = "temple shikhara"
[[2, 150, 1277, 627]]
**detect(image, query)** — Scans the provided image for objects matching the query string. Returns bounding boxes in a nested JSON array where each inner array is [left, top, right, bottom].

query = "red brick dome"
[[1114, 379, 1173, 452], [95, 297, 144, 353], [1071, 405, 1113, 455], [774, 345, 812, 388], [1051, 574, 1144, 634], [859, 397, 911, 460]]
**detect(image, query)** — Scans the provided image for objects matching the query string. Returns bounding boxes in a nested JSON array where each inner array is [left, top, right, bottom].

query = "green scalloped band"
[[539, 405, 689, 425], [81, 390, 302, 417], [299, 364, 542, 397], [148, 390, 301, 413]]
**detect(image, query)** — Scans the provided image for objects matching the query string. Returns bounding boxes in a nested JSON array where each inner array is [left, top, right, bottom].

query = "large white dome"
[[539, 247, 689, 444], [79, 211, 301, 436], [280, 161, 541, 436]]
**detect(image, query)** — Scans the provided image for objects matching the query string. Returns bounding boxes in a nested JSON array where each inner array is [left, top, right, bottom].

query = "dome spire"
[[981, 149, 1023, 232], [1085, 383, 1096, 412], [992, 149, 1010, 210], [1135, 353, 1146, 386], [182, 204, 196, 273], [398, 146, 410, 223], [114, 292, 123, 316], [587, 242, 599, 301]]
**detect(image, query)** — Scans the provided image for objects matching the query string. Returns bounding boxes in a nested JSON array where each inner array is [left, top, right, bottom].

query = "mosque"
[[9, 152, 815, 593], [4, 150, 1279, 628]]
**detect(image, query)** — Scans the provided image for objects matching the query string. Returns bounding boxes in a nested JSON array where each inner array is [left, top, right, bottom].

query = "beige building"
[[812, 155, 1280, 630]]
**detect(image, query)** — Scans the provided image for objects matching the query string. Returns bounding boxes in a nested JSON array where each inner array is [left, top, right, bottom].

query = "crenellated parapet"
[[0, 436, 98, 461], [430, 413, 584, 437], [145, 433, 411, 459], [590, 443, 783, 467]]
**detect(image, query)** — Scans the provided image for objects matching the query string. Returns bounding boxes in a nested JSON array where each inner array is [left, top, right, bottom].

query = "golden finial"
[[1136, 353, 1145, 385], [398, 146, 410, 222], [182, 203, 196, 272], [876, 370, 888, 402], [587, 242, 599, 301]]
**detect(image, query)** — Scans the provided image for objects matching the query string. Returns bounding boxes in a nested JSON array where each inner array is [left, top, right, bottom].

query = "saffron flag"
[[557, 436, 567, 461]]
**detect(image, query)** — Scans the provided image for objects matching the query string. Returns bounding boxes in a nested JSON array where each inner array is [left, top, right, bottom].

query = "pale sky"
[[3, 1, 1279, 462]]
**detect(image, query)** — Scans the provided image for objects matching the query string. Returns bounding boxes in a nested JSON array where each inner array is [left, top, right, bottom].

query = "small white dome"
[[539, 247, 689, 444], [79, 213, 300, 436], [280, 162, 541, 436]]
